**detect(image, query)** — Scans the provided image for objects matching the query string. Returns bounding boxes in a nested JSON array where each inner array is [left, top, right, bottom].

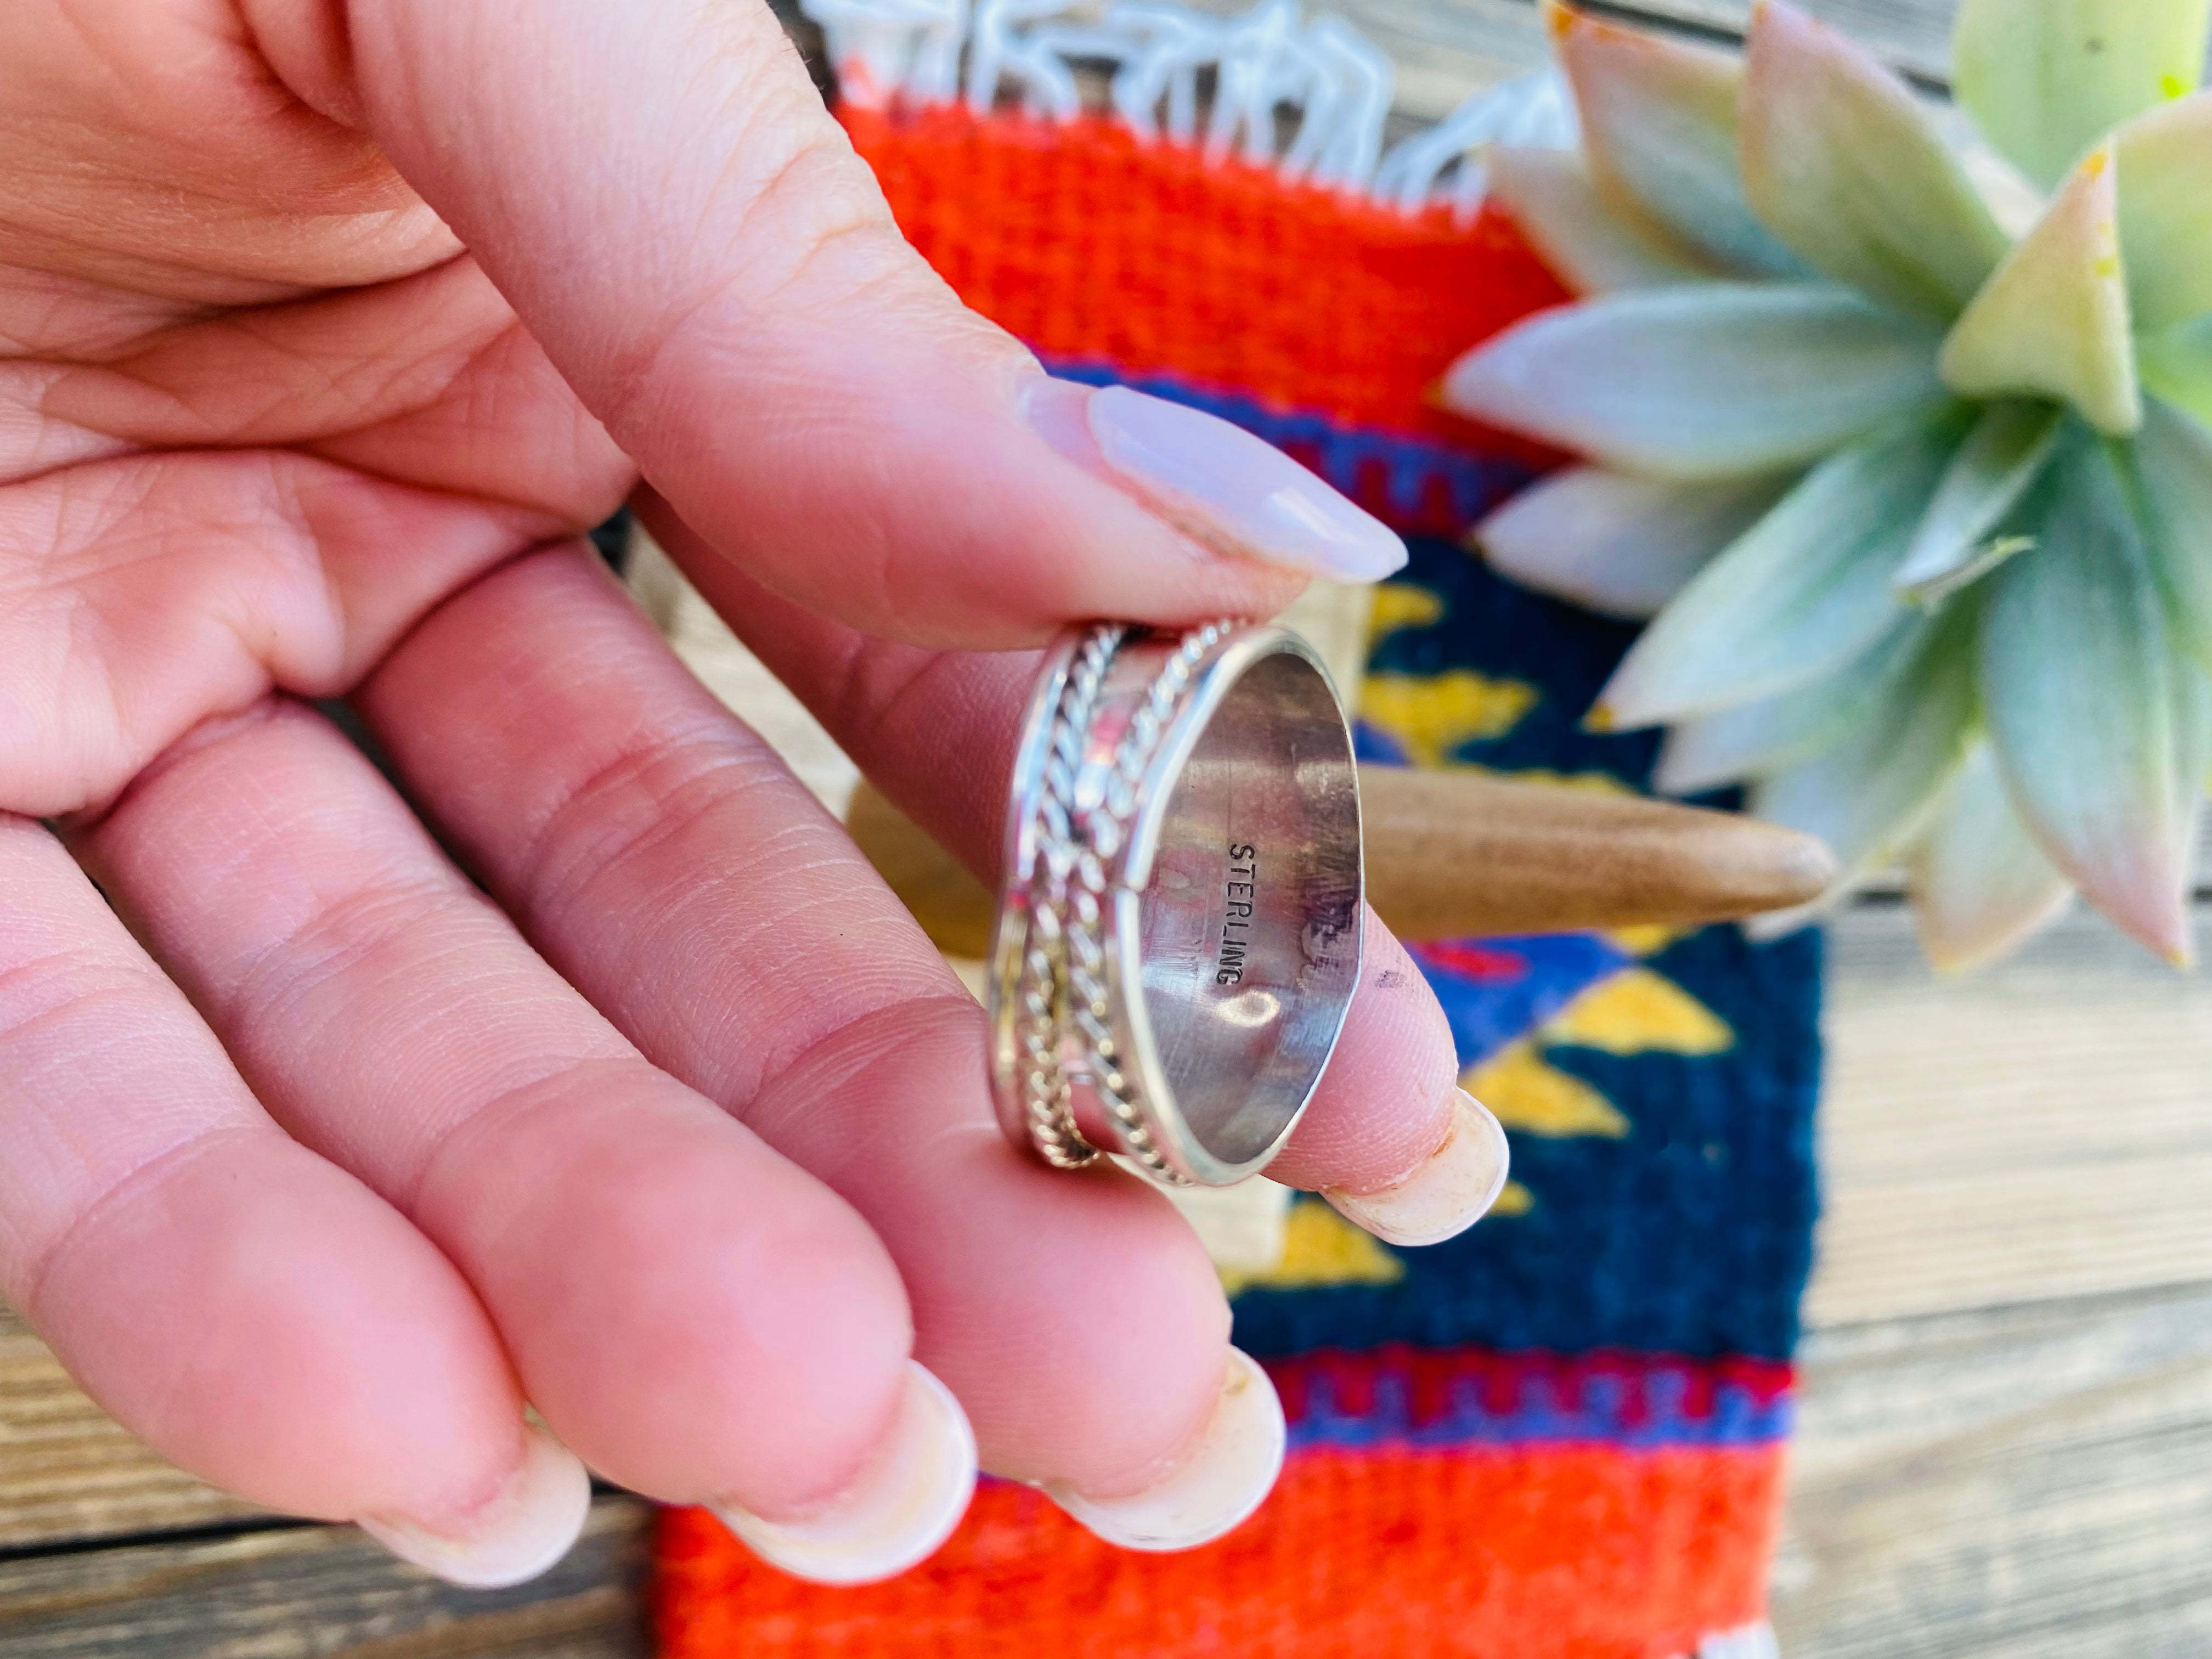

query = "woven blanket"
[[654, 83, 1821, 1659]]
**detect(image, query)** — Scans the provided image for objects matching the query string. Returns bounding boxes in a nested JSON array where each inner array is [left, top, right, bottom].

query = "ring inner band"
[[1128, 648, 1361, 1168]]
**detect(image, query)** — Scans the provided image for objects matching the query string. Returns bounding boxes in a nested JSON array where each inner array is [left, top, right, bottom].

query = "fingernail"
[[359, 1423, 592, 1589], [1025, 377, 1408, 582], [1042, 1348, 1285, 1551], [710, 1361, 977, 1586], [1325, 1087, 1511, 1246]]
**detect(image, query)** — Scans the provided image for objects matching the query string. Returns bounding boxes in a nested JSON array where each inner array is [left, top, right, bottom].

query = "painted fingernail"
[[710, 1361, 977, 1586], [1026, 376, 1407, 581], [1043, 1348, 1285, 1551], [359, 1423, 592, 1589], [1324, 1087, 1511, 1247]]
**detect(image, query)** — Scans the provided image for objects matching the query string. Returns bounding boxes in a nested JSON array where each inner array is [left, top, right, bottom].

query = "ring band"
[[988, 621, 1364, 1187]]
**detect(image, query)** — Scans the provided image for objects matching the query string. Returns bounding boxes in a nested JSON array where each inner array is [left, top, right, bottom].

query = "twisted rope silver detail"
[[1012, 621, 1231, 1183], [1014, 624, 1124, 1169]]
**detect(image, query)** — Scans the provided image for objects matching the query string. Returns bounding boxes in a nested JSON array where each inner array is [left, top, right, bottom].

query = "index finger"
[[247, 0, 1403, 647]]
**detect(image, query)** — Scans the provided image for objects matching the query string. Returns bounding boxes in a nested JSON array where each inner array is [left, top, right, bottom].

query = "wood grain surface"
[[1176, 0, 1959, 117], [0, 1498, 651, 1659], [1593, 0, 1956, 75], [1810, 906, 2212, 1328], [1775, 1286, 2212, 1658], [0, 1306, 258, 1551]]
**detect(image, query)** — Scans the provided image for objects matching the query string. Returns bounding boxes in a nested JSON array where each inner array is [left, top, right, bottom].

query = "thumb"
[[273, 0, 1404, 646]]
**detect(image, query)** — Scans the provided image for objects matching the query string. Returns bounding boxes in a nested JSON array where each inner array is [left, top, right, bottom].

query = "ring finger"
[[71, 693, 970, 1583]]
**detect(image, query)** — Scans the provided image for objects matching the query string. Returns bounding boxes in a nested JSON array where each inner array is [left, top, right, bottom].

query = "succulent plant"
[[1444, 0, 2212, 968]]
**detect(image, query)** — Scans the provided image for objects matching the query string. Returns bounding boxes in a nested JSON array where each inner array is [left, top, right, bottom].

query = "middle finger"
[[72, 696, 938, 1551], [359, 545, 1273, 1550]]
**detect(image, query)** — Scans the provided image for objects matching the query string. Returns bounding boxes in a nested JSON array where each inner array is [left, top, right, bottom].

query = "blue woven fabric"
[[1232, 535, 1824, 1365]]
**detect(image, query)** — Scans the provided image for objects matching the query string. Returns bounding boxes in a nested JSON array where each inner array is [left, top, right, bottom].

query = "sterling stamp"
[[988, 621, 1364, 1187]]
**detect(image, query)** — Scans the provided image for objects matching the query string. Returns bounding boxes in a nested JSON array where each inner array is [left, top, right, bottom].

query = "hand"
[[0, 0, 1500, 1586]]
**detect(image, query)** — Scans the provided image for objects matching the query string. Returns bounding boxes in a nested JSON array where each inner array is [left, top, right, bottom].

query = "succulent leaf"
[[1740, 2, 2011, 324], [1979, 433, 2202, 962], [1747, 605, 1977, 871], [1953, 0, 2212, 189], [2129, 398, 2212, 672], [1486, 148, 1713, 293], [2169, 664, 2212, 940], [1939, 143, 2141, 436], [1443, 283, 1945, 481], [2114, 91, 2212, 332], [1595, 401, 1970, 726], [1476, 465, 1795, 620], [1895, 401, 2065, 596], [1547, 3, 1808, 279], [2139, 315, 2212, 428], [1493, 0, 2212, 968], [1905, 743, 2076, 971], [1654, 614, 1931, 794]]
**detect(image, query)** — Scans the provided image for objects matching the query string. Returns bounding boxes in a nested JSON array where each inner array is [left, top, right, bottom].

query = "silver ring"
[[988, 621, 1364, 1187]]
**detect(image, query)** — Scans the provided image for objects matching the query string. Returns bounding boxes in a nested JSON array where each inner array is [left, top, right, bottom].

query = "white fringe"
[[798, 0, 1577, 216], [1681, 1620, 1782, 1659]]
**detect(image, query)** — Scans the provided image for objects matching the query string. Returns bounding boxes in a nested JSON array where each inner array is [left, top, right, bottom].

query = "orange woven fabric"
[[656, 1444, 1781, 1659], [842, 104, 1568, 453]]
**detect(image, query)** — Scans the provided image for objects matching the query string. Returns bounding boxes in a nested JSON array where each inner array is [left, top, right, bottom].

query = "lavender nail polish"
[[1074, 383, 1408, 582]]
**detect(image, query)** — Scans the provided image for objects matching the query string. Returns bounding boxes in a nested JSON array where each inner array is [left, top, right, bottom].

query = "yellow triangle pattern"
[[1221, 1198, 1407, 1296], [1465, 1041, 1632, 1139], [1361, 670, 1539, 768], [1369, 582, 1446, 642], [1541, 966, 1735, 1057], [1489, 1180, 1536, 1218], [1462, 963, 1737, 1220], [1606, 923, 1685, 957]]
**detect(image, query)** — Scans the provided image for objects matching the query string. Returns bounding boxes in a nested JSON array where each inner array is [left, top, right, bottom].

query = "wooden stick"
[[1358, 765, 1836, 938], [845, 767, 1837, 956]]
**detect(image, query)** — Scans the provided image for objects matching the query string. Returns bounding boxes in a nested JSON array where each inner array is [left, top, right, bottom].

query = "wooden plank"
[[0, 1304, 262, 1550], [1776, 1283, 2212, 1658], [1599, 0, 1956, 78], [1807, 905, 2212, 1328], [0, 1497, 652, 1659], [1607, 0, 2209, 89], [1175, 0, 1957, 116], [1193, 0, 1556, 121]]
